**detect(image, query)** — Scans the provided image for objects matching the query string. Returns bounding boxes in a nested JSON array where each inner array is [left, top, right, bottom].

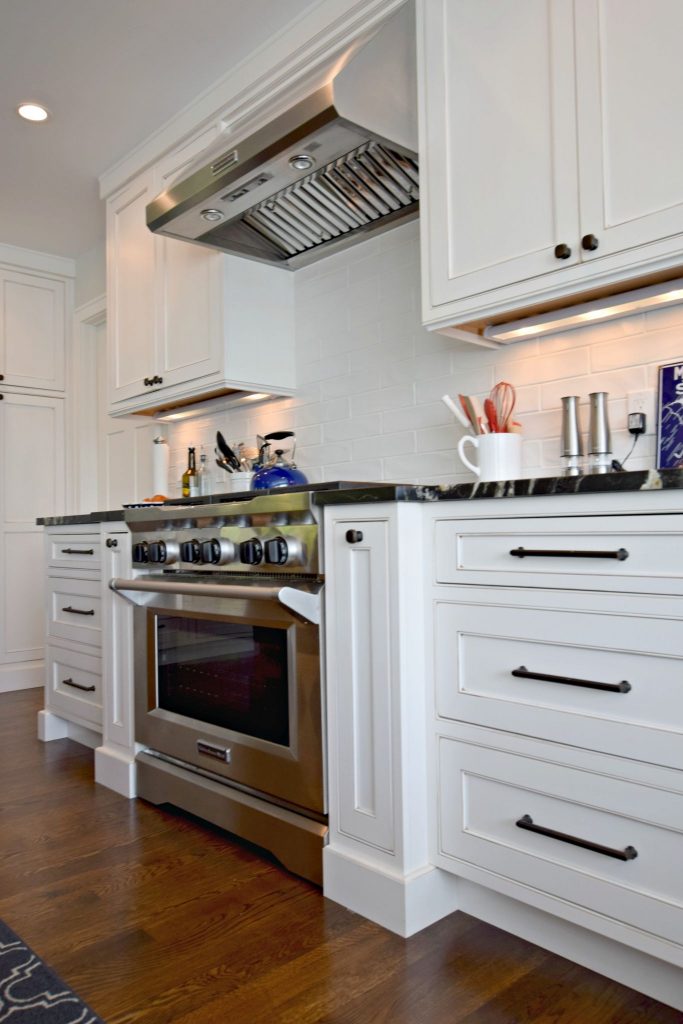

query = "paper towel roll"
[[152, 437, 169, 496]]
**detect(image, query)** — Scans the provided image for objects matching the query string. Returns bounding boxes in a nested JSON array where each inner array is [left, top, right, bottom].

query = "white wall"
[[162, 219, 680, 496], [74, 239, 106, 308]]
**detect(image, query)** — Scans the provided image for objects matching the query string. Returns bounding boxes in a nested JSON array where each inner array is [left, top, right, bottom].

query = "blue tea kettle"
[[250, 431, 308, 490]]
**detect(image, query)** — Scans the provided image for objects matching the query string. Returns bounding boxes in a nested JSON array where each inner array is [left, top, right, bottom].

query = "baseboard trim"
[[0, 662, 43, 693], [37, 709, 100, 748], [95, 744, 137, 798], [323, 846, 460, 937], [457, 879, 683, 1013]]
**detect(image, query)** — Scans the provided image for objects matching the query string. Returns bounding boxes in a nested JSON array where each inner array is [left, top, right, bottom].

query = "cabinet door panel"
[[421, 0, 579, 307], [108, 173, 157, 404], [576, 0, 683, 259], [0, 270, 65, 391], [155, 125, 222, 391]]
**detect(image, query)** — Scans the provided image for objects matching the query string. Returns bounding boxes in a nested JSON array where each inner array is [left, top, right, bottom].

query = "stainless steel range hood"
[[146, 4, 418, 269]]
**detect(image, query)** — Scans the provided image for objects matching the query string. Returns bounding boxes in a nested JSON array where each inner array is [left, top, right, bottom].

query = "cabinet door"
[[0, 269, 65, 391], [575, 0, 683, 262], [154, 125, 223, 392], [326, 519, 395, 852], [107, 170, 157, 406], [419, 0, 580, 308], [0, 393, 65, 672]]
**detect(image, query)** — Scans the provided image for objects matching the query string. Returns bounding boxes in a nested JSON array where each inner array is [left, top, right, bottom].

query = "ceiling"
[[0, 0, 317, 259]]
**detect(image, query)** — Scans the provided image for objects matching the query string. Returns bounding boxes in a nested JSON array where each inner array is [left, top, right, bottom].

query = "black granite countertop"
[[312, 468, 683, 506], [37, 509, 126, 526]]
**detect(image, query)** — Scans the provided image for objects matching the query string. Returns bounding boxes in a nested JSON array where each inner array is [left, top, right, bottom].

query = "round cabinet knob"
[[581, 233, 599, 251], [106, 537, 118, 548], [239, 537, 263, 565], [201, 538, 236, 566], [132, 542, 149, 563], [180, 540, 201, 564], [554, 243, 572, 260], [345, 530, 364, 544]]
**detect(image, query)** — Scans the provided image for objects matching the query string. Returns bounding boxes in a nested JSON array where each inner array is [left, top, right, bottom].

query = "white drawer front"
[[435, 599, 683, 769], [47, 645, 102, 727], [48, 533, 101, 572], [437, 735, 683, 948], [47, 578, 101, 647], [434, 514, 683, 595]]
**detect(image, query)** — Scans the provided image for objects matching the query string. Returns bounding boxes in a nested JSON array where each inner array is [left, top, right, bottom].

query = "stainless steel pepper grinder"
[[560, 396, 583, 476], [588, 392, 612, 473]]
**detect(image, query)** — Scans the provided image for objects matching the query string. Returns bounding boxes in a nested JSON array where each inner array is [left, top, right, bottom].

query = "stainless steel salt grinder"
[[588, 391, 612, 473], [560, 396, 583, 475]]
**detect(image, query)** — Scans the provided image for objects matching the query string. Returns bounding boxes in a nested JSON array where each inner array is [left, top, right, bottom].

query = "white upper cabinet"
[[0, 268, 66, 392], [106, 125, 295, 416], [574, 0, 683, 262], [418, 0, 683, 333]]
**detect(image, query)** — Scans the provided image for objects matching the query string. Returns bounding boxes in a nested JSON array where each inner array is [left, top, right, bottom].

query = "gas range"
[[123, 482, 371, 578]]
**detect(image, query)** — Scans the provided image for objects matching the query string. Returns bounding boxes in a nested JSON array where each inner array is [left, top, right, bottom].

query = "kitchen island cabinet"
[[320, 483, 683, 1013], [418, 0, 683, 339], [106, 127, 296, 416]]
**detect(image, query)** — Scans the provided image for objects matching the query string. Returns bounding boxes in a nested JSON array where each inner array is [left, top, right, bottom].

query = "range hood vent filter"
[[240, 142, 418, 259]]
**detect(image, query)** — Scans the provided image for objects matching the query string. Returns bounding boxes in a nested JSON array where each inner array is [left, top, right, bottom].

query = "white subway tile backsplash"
[[161, 227, 673, 488]]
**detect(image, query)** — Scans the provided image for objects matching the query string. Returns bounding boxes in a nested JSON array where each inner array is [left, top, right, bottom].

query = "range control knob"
[[200, 538, 236, 566], [180, 540, 201, 564], [148, 540, 179, 565], [132, 541, 149, 564], [239, 537, 263, 565], [264, 536, 304, 566]]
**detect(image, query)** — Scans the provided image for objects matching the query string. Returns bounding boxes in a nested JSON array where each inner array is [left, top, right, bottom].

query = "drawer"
[[434, 514, 683, 595], [48, 532, 101, 572], [46, 645, 102, 728], [47, 578, 101, 648], [434, 597, 683, 769], [437, 734, 683, 949]]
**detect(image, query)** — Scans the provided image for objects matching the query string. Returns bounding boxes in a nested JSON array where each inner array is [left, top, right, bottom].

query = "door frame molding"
[[70, 294, 106, 513]]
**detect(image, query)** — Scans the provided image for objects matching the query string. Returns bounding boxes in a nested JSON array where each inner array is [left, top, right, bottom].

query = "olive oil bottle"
[[182, 447, 198, 498]]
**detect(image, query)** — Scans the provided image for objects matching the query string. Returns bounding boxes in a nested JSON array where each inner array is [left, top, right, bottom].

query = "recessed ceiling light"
[[17, 102, 49, 122]]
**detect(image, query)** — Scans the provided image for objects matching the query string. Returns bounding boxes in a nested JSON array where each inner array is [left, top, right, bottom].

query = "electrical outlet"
[[627, 390, 650, 417]]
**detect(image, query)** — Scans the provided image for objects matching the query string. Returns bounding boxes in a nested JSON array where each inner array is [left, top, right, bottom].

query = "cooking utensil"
[[484, 397, 498, 433], [251, 431, 308, 489], [489, 381, 516, 432], [442, 394, 472, 431], [216, 431, 241, 471]]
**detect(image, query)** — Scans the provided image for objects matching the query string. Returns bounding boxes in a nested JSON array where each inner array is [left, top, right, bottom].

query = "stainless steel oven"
[[112, 490, 332, 884]]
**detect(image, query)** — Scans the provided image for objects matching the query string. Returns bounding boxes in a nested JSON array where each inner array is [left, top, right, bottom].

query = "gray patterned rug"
[[0, 920, 103, 1023]]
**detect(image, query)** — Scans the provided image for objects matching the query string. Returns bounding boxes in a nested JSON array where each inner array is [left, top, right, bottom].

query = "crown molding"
[[0, 242, 76, 277]]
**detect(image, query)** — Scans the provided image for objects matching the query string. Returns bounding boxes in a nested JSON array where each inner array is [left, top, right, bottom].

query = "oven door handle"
[[109, 577, 321, 624]]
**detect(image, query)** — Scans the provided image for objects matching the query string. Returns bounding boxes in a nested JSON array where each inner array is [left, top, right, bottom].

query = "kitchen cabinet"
[[322, 503, 459, 937], [0, 392, 65, 692], [40, 527, 102, 734], [427, 496, 683, 975], [0, 266, 66, 392], [106, 126, 296, 416], [418, 0, 683, 335]]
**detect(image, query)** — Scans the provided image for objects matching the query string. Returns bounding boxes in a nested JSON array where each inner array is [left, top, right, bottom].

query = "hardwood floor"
[[1, 689, 679, 1024]]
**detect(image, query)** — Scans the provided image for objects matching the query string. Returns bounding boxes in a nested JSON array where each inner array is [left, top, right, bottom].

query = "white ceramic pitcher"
[[457, 432, 522, 482]]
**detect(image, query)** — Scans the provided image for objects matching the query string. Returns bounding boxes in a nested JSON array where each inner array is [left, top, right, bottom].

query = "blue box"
[[656, 361, 683, 468]]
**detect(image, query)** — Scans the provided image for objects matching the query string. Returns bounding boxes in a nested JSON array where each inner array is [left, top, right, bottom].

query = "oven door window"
[[155, 615, 289, 746]]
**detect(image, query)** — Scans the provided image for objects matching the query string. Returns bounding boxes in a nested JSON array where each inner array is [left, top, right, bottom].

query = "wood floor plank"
[[0, 689, 679, 1024]]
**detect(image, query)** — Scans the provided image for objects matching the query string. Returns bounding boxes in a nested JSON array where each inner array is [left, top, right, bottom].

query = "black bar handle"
[[511, 665, 631, 693], [62, 606, 96, 617], [61, 548, 94, 555], [510, 546, 629, 561], [62, 677, 96, 693], [516, 814, 637, 862]]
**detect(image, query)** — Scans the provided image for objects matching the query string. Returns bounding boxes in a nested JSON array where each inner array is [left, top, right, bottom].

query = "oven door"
[[122, 575, 324, 816]]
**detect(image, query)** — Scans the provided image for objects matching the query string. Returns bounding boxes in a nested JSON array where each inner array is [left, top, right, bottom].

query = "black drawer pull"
[[516, 814, 637, 862], [511, 666, 631, 693], [62, 606, 96, 617], [61, 548, 95, 555], [510, 546, 629, 561], [62, 677, 96, 693]]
